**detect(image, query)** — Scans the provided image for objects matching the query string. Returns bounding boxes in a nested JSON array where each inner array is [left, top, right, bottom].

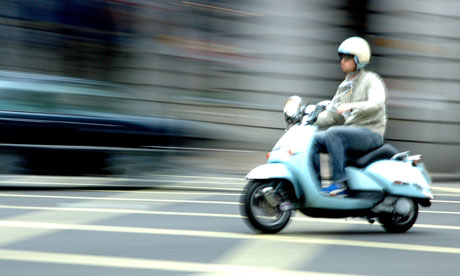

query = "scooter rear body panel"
[[365, 160, 432, 199]]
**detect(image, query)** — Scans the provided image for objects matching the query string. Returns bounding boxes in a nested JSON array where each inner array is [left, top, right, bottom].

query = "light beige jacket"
[[315, 70, 387, 136]]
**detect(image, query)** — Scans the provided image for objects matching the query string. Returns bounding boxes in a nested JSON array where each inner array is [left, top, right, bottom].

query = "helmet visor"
[[339, 53, 354, 61]]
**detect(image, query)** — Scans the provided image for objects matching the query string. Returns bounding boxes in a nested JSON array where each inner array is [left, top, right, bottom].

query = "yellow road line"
[[432, 186, 460, 194], [1, 220, 460, 255], [0, 249, 358, 276], [432, 200, 460, 204], [0, 193, 239, 205], [432, 193, 460, 197]]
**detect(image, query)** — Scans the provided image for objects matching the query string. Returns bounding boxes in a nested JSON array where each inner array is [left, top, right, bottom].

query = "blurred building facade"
[[0, 0, 459, 174]]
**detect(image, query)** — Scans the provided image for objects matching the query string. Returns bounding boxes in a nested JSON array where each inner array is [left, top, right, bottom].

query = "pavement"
[[0, 146, 457, 183], [159, 149, 460, 183]]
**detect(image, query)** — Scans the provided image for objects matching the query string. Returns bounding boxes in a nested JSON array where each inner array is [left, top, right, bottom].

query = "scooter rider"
[[313, 36, 387, 196]]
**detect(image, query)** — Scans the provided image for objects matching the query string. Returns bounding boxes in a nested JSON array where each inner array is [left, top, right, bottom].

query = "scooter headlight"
[[283, 96, 303, 125]]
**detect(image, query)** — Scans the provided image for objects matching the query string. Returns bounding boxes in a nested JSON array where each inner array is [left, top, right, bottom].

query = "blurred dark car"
[[0, 71, 191, 175]]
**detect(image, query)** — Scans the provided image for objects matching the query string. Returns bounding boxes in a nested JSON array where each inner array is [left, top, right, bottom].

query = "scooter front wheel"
[[378, 197, 418, 233], [240, 180, 291, 234]]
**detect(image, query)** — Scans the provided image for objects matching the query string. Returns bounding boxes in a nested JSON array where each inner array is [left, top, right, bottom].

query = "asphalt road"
[[0, 166, 459, 276]]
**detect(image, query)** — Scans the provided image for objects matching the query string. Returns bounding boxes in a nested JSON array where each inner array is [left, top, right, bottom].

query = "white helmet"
[[338, 37, 371, 69]]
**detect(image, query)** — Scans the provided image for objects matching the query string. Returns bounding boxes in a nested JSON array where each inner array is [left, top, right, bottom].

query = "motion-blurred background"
[[0, 0, 459, 176]]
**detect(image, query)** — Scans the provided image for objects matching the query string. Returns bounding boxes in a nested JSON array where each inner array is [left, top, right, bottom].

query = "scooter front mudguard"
[[246, 163, 305, 201]]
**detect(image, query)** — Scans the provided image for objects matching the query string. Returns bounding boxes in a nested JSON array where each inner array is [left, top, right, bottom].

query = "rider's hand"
[[317, 100, 331, 107], [336, 103, 354, 115]]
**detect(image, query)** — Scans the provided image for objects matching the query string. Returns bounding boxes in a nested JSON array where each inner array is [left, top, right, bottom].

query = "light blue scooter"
[[240, 96, 434, 234]]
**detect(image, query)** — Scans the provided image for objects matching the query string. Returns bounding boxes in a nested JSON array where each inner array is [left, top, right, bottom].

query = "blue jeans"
[[312, 126, 384, 185]]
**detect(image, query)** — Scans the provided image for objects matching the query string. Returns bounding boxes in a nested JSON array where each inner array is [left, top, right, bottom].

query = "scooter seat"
[[347, 143, 399, 168]]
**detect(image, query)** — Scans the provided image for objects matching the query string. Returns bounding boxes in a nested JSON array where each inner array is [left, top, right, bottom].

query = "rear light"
[[392, 180, 411, 186], [408, 155, 422, 166], [266, 152, 271, 159], [422, 190, 434, 199]]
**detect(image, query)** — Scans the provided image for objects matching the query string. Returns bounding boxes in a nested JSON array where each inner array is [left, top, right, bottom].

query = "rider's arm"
[[315, 109, 341, 128], [314, 86, 347, 128]]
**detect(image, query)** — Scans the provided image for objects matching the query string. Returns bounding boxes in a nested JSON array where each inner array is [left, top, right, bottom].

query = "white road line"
[[292, 216, 460, 231], [157, 185, 242, 191], [150, 174, 245, 181], [0, 181, 244, 191], [0, 204, 459, 232], [88, 190, 241, 196], [202, 235, 331, 275], [0, 203, 459, 223], [420, 210, 460, 215], [0, 174, 245, 182], [0, 179, 245, 186], [0, 193, 239, 205], [207, 240, 321, 273], [0, 249, 359, 276], [1, 220, 460, 255], [0, 205, 241, 218], [3, 192, 459, 207], [0, 189, 217, 248]]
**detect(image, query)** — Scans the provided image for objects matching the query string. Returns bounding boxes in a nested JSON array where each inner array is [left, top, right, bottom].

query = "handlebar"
[[303, 104, 326, 125]]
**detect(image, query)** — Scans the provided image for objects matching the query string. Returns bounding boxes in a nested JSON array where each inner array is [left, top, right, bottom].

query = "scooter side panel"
[[365, 160, 431, 198], [308, 195, 378, 210], [345, 167, 383, 192]]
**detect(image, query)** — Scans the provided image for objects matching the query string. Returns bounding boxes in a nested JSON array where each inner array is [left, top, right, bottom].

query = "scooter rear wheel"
[[240, 180, 291, 234], [378, 197, 418, 233]]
